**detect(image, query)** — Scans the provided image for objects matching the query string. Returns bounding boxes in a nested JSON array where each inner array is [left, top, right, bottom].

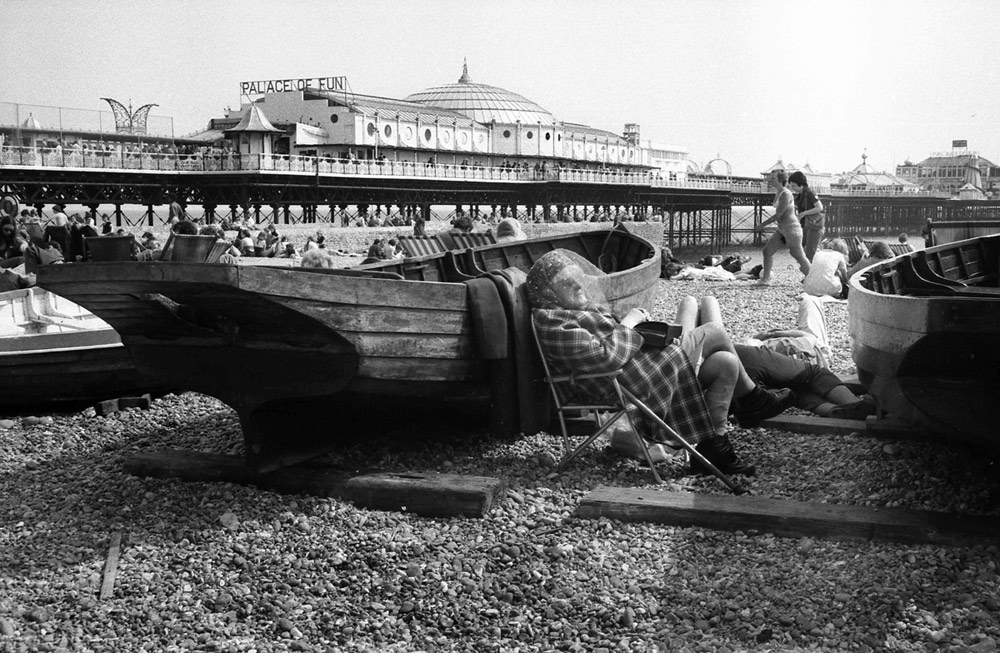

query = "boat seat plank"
[[577, 486, 1000, 546], [952, 285, 1000, 297]]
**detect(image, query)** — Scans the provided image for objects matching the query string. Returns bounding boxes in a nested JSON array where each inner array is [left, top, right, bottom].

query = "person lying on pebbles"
[[690, 294, 876, 422]]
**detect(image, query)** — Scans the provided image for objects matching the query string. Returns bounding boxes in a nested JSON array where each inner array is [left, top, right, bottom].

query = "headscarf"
[[526, 249, 609, 312], [495, 218, 527, 242]]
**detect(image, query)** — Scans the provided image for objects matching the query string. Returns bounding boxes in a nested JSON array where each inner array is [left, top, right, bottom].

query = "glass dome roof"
[[404, 62, 555, 126]]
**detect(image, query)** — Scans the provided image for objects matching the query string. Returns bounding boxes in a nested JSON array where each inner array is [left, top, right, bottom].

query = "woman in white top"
[[753, 170, 811, 285], [803, 239, 849, 298]]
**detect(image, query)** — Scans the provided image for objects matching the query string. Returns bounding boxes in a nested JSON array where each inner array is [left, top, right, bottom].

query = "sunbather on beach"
[[803, 238, 850, 299], [680, 295, 874, 421]]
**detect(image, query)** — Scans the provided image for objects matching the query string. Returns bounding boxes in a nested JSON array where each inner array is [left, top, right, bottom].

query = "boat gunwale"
[[848, 233, 1000, 302]]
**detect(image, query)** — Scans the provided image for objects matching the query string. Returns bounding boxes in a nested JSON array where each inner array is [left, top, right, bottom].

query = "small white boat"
[[0, 287, 168, 414]]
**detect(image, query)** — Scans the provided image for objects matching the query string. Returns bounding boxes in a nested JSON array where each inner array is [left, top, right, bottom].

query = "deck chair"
[[159, 234, 219, 262], [83, 235, 135, 261], [531, 319, 744, 493], [205, 240, 234, 263], [397, 234, 447, 258], [888, 242, 915, 257], [450, 232, 496, 250], [845, 235, 869, 267]]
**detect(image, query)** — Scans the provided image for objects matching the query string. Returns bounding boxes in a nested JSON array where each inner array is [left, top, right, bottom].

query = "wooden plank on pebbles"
[[123, 449, 505, 518], [759, 414, 866, 436], [99, 531, 123, 600], [577, 487, 1000, 546], [759, 414, 935, 442], [865, 415, 936, 441]]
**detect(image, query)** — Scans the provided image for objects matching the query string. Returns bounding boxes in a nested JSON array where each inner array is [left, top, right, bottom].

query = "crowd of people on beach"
[[0, 200, 552, 284]]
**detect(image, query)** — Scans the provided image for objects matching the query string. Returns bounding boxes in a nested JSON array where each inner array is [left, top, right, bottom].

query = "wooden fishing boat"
[[848, 234, 1000, 446], [36, 226, 661, 470], [0, 287, 169, 415]]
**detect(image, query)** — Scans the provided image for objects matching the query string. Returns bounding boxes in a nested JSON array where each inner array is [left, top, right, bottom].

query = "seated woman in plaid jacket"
[[527, 249, 794, 476]]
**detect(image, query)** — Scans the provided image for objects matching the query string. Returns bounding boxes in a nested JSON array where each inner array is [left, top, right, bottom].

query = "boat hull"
[[0, 289, 172, 415], [849, 234, 1000, 446], [37, 227, 661, 469]]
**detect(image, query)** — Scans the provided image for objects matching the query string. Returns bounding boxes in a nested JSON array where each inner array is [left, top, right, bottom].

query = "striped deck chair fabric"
[[397, 235, 447, 258], [888, 243, 915, 257], [205, 240, 234, 263], [845, 235, 869, 266], [160, 234, 221, 262], [449, 232, 497, 250]]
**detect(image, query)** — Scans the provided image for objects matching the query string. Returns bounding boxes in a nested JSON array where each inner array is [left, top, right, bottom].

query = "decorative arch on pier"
[[101, 98, 158, 135]]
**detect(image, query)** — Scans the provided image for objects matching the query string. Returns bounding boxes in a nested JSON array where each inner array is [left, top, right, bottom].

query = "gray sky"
[[5, 0, 999, 176]]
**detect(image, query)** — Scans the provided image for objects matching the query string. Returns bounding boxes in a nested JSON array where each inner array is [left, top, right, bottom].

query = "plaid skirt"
[[619, 344, 716, 445]]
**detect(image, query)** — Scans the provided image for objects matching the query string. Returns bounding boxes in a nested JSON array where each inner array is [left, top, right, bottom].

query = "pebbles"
[[0, 249, 998, 651]]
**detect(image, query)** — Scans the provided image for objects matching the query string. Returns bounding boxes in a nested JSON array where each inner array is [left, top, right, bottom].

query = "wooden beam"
[[759, 414, 865, 436], [123, 449, 504, 518], [759, 413, 938, 443], [576, 487, 1000, 546], [865, 415, 936, 441], [94, 393, 152, 417], [99, 531, 123, 600]]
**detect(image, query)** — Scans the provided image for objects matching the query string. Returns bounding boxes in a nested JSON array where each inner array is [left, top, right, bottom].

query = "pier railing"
[[0, 145, 950, 198]]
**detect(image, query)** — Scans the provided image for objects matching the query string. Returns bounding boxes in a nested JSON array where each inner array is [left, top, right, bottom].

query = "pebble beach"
[[1, 246, 998, 653]]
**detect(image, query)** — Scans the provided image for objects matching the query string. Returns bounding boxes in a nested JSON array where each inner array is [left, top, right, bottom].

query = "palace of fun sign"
[[240, 76, 347, 96]]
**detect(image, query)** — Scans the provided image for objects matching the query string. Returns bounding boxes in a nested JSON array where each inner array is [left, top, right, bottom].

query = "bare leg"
[[789, 241, 811, 276], [685, 322, 756, 396], [698, 350, 739, 435], [784, 229, 811, 276], [698, 296, 723, 326], [675, 296, 699, 334], [760, 231, 782, 283]]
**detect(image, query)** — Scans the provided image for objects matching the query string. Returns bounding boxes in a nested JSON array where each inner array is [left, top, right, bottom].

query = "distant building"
[[895, 145, 1000, 198], [193, 63, 692, 175], [834, 153, 919, 193], [761, 159, 835, 193]]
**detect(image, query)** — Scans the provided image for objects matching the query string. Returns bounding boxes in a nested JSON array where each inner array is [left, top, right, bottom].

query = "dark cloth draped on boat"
[[463, 269, 549, 438], [44, 225, 71, 260]]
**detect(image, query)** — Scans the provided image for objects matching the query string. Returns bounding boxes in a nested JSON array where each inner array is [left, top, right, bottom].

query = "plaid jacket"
[[533, 308, 715, 444]]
